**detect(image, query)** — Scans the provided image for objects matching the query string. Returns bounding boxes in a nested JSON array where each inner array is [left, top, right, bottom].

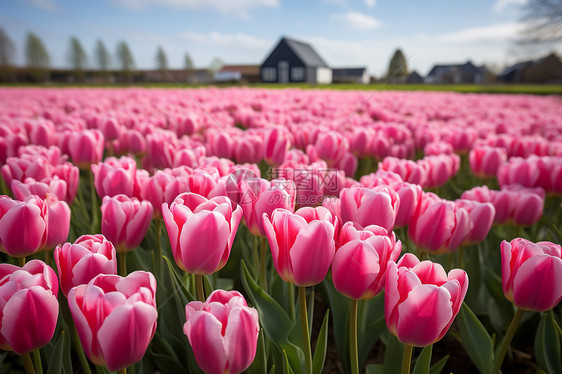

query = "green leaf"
[[457, 303, 493, 374], [383, 332, 404, 374], [312, 310, 330, 374], [282, 350, 294, 374], [321, 278, 351, 372], [247, 329, 268, 374], [269, 365, 276, 374], [483, 267, 514, 332], [412, 345, 432, 374], [534, 310, 562, 374], [47, 331, 67, 374], [428, 355, 449, 374], [358, 293, 386, 367], [366, 364, 385, 374], [149, 333, 187, 373]]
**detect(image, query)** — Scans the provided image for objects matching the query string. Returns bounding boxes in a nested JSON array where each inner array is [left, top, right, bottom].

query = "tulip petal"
[[224, 307, 260, 374], [332, 240, 380, 300], [184, 311, 227, 374], [513, 254, 562, 311]]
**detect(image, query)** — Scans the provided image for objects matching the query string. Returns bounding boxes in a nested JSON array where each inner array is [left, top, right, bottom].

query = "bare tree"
[[0, 27, 16, 81], [25, 32, 50, 82], [516, 0, 562, 55], [116, 41, 135, 82], [94, 39, 111, 71], [156, 45, 168, 71], [67, 36, 87, 81]]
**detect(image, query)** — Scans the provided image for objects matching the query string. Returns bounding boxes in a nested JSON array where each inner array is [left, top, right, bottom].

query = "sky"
[[0, 0, 551, 77]]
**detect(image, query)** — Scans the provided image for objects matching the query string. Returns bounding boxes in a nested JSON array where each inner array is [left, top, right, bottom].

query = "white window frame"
[[262, 67, 276, 81]]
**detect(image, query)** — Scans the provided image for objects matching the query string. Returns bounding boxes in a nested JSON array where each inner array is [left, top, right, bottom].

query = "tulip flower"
[[0, 195, 48, 257], [67, 129, 105, 169], [385, 253, 468, 347], [184, 290, 259, 374], [263, 127, 290, 166], [11, 176, 68, 202], [263, 208, 336, 286], [91, 156, 137, 198], [501, 238, 562, 312], [68, 271, 158, 371], [340, 186, 400, 232], [54, 234, 118, 297], [44, 194, 71, 250], [101, 194, 153, 252], [469, 146, 507, 179], [162, 193, 242, 275], [0, 260, 59, 354], [455, 199, 495, 246]]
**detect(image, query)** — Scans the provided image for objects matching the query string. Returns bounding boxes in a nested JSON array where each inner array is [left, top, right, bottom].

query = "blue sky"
[[0, 0, 545, 76]]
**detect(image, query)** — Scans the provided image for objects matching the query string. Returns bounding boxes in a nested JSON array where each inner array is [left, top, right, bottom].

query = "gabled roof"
[[497, 61, 532, 78], [427, 61, 485, 77], [332, 67, 366, 77], [282, 37, 329, 68]]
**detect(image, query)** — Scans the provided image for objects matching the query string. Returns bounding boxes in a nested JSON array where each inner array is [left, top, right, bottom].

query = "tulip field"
[[0, 87, 561, 374]]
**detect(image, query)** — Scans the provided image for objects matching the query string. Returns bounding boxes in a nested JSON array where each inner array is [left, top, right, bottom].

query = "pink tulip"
[[378, 157, 426, 186], [11, 176, 68, 202], [44, 194, 71, 250], [0, 260, 59, 354], [314, 132, 349, 165], [385, 253, 468, 346], [501, 238, 562, 311], [263, 127, 290, 166], [455, 199, 495, 246], [141, 170, 175, 218], [469, 146, 507, 179], [91, 156, 137, 198], [1, 156, 53, 188], [0, 195, 48, 257], [422, 154, 460, 189], [101, 195, 153, 252], [162, 193, 242, 275], [68, 129, 105, 169], [54, 234, 118, 297], [262, 208, 336, 286], [52, 162, 80, 203], [393, 182, 423, 228], [184, 290, 259, 374], [68, 271, 158, 371], [340, 186, 400, 232], [332, 223, 401, 300], [408, 193, 472, 254]]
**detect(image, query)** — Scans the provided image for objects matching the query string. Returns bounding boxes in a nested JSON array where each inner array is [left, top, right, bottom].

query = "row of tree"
[[0, 27, 195, 82]]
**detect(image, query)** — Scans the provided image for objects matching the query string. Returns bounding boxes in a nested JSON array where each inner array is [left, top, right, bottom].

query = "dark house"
[[497, 53, 562, 84], [425, 61, 488, 84], [405, 70, 424, 84], [260, 36, 332, 84], [332, 67, 369, 84]]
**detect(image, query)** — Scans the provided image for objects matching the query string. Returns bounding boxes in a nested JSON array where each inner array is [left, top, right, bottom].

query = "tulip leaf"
[[483, 267, 514, 333], [149, 333, 188, 373], [365, 364, 385, 374], [358, 293, 386, 367], [428, 355, 449, 374], [412, 344, 432, 374], [457, 303, 493, 374], [312, 310, 330, 374], [534, 310, 562, 374], [137, 355, 155, 374], [47, 331, 66, 374], [269, 365, 276, 374], [247, 329, 268, 374], [282, 349, 295, 374], [382, 332, 404, 374], [321, 278, 351, 372]]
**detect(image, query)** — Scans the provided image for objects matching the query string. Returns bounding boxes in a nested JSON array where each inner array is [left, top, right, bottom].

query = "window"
[[262, 68, 276, 81], [291, 67, 305, 81]]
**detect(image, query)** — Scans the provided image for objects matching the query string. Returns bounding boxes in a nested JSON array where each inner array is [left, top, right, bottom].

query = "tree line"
[[0, 28, 195, 82]]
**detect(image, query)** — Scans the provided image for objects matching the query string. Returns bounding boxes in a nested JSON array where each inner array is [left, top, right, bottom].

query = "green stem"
[[457, 246, 464, 269], [492, 308, 524, 374], [89, 170, 99, 232], [119, 251, 127, 276], [350, 299, 359, 374], [61, 296, 92, 374], [155, 219, 163, 278], [401, 344, 413, 374], [20, 353, 36, 374], [288, 283, 295, 321], [17, 256, 26, 267], [75, 177, 90, 224], [298, 286, 313, 374], [195, 274, 205, 302], [260, 237, 268, 292], [32, 350, 43, 374], [118, 368, 127, 374]]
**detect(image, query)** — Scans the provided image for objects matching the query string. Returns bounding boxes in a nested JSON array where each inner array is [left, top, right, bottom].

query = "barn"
[[260, 36, 332, 84]]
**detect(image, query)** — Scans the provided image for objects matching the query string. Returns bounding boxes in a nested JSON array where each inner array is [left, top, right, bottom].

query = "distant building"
[[220, 65, 261, 83], [425, 61, 488, 84], [332, 67, 369, 84], [497, 53, 562, 84], [405, 70, 424, 84], [260, 36, 332, 84]]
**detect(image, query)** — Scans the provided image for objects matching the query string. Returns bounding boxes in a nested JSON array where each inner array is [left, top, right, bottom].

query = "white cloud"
[[437, 22, 523, 43], [24, 0, 58, 11], [181, 31, 272, 51], [113, 0, 278, 17], [493, 0, 527, 12], [365, 0, 376, 8], [332, 11, 382, 30]]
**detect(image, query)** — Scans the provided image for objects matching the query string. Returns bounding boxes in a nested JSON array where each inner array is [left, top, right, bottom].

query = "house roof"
[[332, 67, 366, 77], [497, 61, 532, 78], [427, 61, 485, 77], [282, 37, 329, 68]]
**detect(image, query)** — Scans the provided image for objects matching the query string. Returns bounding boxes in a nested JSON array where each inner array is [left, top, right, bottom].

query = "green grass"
[[1, 82, 561, 95]]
